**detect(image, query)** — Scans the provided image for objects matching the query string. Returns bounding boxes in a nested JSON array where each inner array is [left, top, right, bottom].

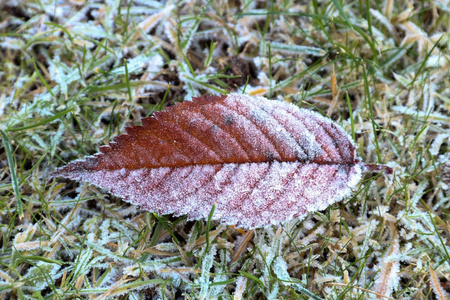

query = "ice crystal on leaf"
[[51, 93, 391, 228], [21, 262, 61, 292]]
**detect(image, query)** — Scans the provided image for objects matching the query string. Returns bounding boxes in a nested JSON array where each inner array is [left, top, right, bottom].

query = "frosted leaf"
[[272, 256, 290, 282], [0, 37, 24, 50], [124, 256, 182, 276], [430, 133, 449, 156], [51, 93, 391, 228], [22, 262, 61, 291], [270, 42, 326, 56], [69, 23, 107, 39]]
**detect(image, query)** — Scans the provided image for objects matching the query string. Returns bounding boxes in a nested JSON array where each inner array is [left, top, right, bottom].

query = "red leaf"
[[51, 93, 389, 228]]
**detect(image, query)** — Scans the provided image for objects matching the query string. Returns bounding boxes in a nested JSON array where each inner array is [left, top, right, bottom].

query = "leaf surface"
[[52, 93, 377, 228]]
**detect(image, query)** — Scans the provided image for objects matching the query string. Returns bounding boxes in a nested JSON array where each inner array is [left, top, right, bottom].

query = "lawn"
[[0, 0, 449, 299]]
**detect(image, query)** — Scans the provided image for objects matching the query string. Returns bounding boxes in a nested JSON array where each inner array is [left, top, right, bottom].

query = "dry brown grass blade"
[[233, 276, 247, 300], [159, 267, 200, 275], [327, 64, 338, 117], [160, 266, 198, 284], [174, 239, 193, 267], [137, 9, 166, 35], [232, 230, 254, 263], [142, 247, 179, 257], [429, 265, 449, 300], [75, 274, 84, 290], [313, 96, 332, 104], [193, 227, 225, 247], [373, 228, 400, 298], [205, 11, 237, 36], [60, 270, 67, 289], [327, 283, 396, 300], [248, 87, 269, 96], [93, 277, 128, 300], [383, 0, 393, 19]]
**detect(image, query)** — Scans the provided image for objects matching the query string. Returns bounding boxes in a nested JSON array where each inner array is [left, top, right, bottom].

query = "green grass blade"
[[331, 0, 353, 29], [6, 107, 74, 132], [204, 203, 215, 255], [346, 91, 355, 141], [32, 58, 54, 97], [1, 130, 23, 218]]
